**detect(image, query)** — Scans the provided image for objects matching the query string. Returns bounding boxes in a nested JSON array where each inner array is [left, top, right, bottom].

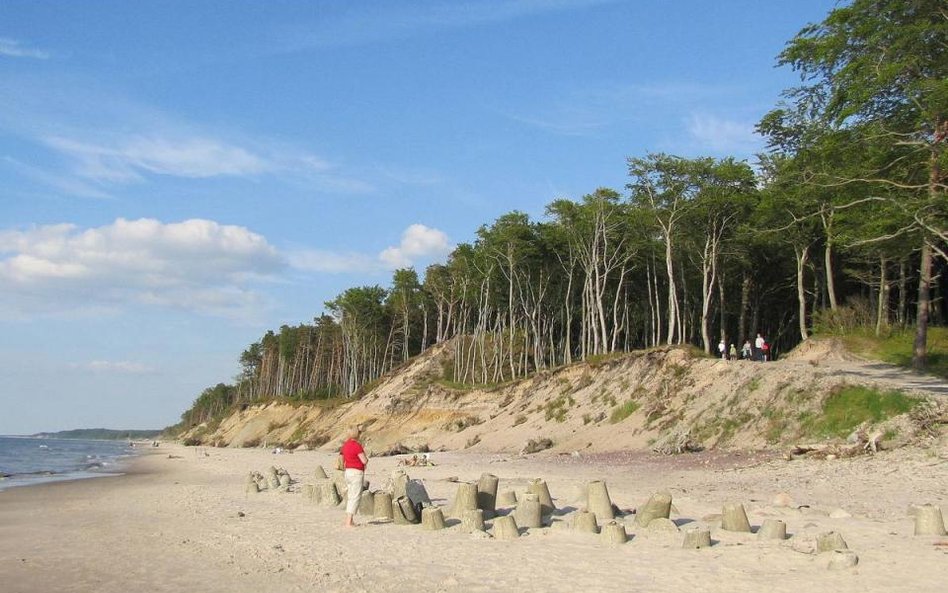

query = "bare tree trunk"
[[821, 207, 839, 311], [898, 260, 907, 327], [875, 256, 888, 336], [796, 245, 810, 341], [700, 235, 714, 354], [913, 241, 932, 370], [665, 236, 678, 345], [718, 266, 727, 344]]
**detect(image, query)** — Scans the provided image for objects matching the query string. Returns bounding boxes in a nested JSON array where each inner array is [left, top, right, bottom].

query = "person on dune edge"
[[339, 426, 368, 527]]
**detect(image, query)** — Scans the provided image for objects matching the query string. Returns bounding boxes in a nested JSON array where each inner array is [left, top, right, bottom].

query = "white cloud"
[[685, 113, 762, 155], [44, 135, 271, 182], [0, 218, 284, 319], [290, 224, 452, 274], [0, 38, 50, 60], [379, 224, 452, 269], [70, 360, 156, 374]]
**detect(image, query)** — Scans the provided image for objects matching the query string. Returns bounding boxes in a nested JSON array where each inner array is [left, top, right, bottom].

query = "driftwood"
[[651, 429, 701, 455], [520, 438, 553, 455]]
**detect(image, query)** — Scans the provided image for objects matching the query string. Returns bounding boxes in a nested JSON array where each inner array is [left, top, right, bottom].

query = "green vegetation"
[[174, 1, 945, 436], [31, 428, 162, 440], [609, 400, 640, 424], [544, 395, 573, 423], [832, 327, 948, 380], [804, 386, 921, 438]]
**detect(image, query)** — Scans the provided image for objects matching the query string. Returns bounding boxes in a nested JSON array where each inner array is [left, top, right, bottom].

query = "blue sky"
[[0, 0, 837, 434]]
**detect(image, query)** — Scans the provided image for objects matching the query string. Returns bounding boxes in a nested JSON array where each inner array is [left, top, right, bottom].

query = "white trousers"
[[344, 468, 364, 514]]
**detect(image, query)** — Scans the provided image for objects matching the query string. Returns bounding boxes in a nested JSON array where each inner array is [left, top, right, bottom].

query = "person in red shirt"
[[339, 426, 368, 527]]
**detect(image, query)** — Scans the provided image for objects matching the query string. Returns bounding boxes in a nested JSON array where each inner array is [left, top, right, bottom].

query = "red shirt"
[[340, 439, 365, 470]]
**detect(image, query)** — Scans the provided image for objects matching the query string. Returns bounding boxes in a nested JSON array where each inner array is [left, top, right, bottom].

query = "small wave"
[[4, 470, 60, 478]]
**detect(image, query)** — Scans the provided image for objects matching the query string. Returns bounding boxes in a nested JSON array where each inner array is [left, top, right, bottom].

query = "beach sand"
[[1, 444, 945, 593]]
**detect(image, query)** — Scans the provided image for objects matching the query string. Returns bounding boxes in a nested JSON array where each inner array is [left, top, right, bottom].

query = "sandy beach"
[[1, 443, 945, 593]]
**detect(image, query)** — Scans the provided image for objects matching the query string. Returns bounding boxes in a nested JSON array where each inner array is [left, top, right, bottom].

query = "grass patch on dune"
[[804, 386, 921, 438], [610, 400, 640, 424], [830, 326, 948, 380]]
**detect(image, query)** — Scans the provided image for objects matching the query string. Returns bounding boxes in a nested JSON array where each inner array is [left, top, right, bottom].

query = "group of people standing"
[[718, 332, 771, 362]]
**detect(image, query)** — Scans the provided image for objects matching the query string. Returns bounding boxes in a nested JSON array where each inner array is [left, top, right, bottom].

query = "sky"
[[0, 0, 838, 434]]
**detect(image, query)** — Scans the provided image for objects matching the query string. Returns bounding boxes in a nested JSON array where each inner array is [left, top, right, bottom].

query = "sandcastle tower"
[[586, 480, 615, 522], [634, 491, 672, 527], [914, 504, 947, 536], [515, 492, 543, 528], [477, 473, 499, 516], [449, 482, 479, 518], [493, 515, 520, 540], [721, 502, 751, 532], [528, 478, 556, 515]]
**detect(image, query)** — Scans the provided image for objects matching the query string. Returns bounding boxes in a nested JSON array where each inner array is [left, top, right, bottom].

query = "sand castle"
[[239, 461, 948, 579]]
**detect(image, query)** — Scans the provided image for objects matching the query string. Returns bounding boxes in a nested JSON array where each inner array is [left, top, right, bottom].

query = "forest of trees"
[[177, 0, 947, 430]]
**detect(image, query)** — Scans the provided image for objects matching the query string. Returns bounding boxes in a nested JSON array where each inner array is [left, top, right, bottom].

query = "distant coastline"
[[24, 428, 162, 441]]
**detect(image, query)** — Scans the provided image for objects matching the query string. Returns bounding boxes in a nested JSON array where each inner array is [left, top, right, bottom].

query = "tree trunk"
[[738, 274, 751, 348], [797, 246, 810, 341], [898, 260, 907, 327], [875, 256, 888, 337], [665, 235, 677, 345], [913, 241, 932, 370]]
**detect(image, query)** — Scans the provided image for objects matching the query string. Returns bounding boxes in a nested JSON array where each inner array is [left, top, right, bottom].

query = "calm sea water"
[[0, 436, 138, 491]]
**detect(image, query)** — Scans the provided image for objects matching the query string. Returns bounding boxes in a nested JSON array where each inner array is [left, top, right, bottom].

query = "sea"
[[0, 436, 139, 492]]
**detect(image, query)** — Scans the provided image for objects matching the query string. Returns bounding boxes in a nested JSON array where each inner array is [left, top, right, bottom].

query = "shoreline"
[[0, 443, 154, 494], [1, 443, 945, 592]]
